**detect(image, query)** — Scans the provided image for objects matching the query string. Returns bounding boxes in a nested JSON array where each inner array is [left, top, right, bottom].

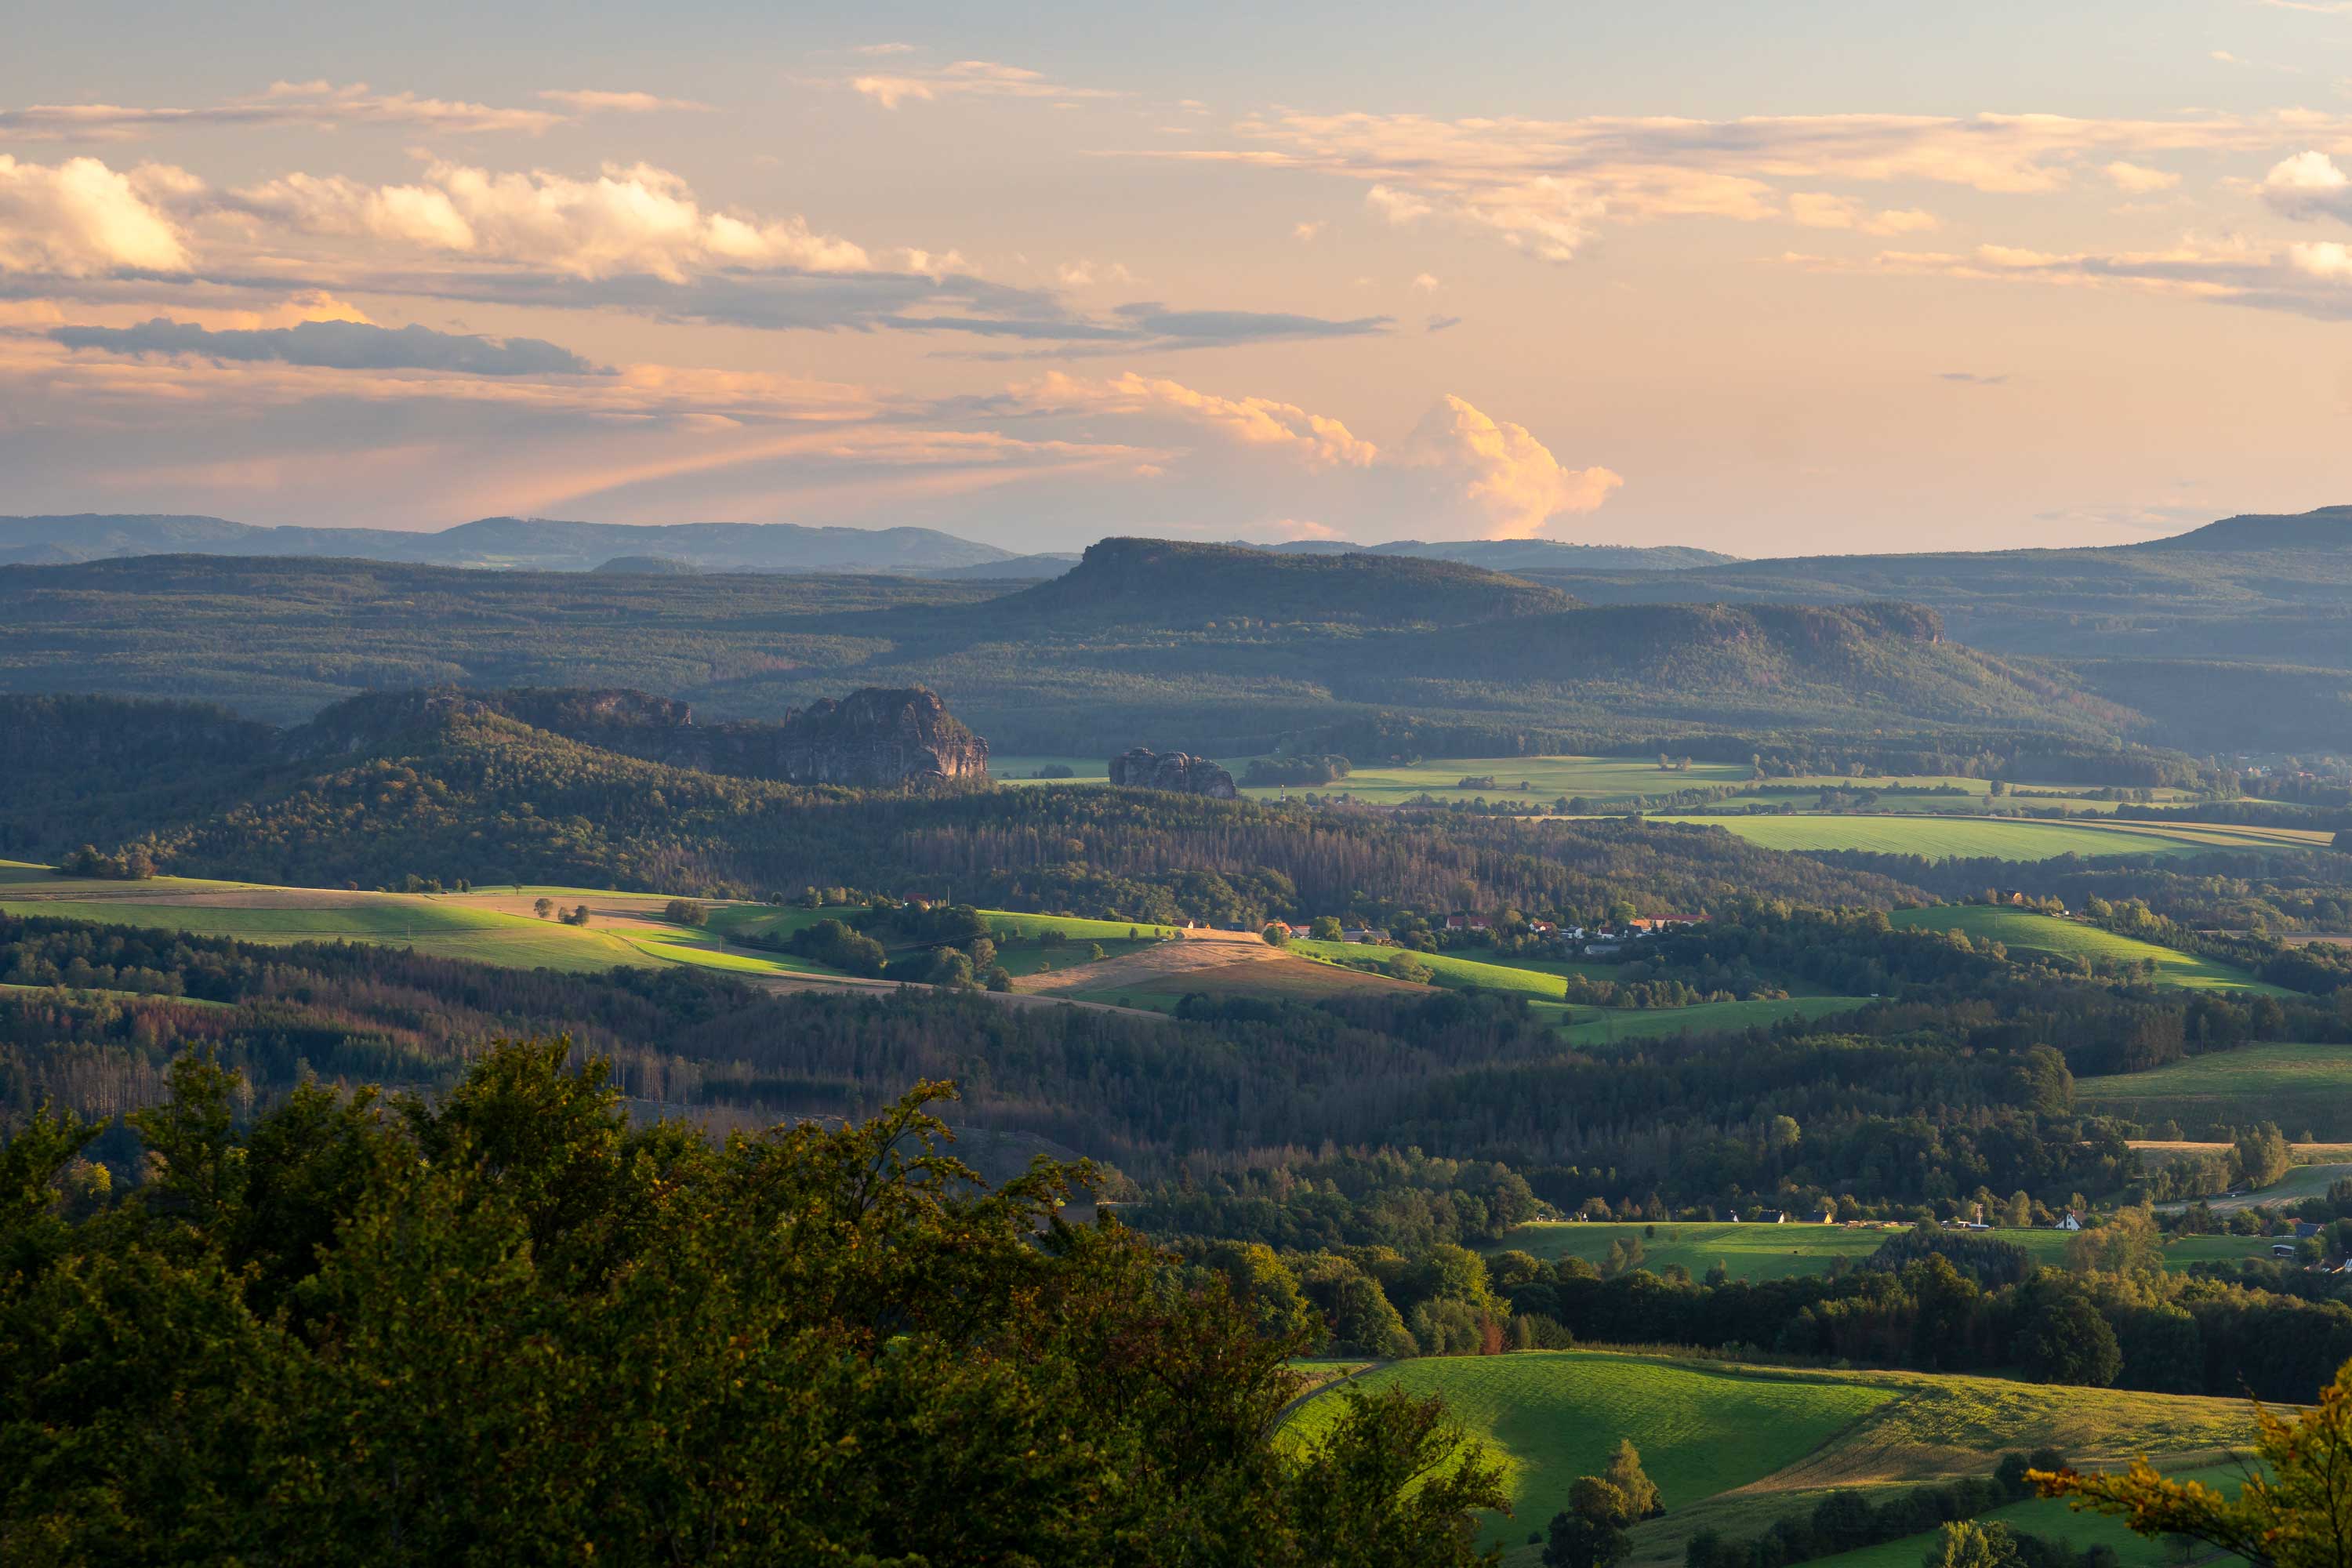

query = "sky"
[[4, 0, 2352, 554]]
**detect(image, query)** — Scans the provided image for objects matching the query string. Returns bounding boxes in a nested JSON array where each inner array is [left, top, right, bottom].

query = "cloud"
[[1293, 220, 1324, 241], [851, 42, 916, 55], [2104, 161, 2180, 193], [1782, 237, 2352, 324], [1788, 191, 1941, 234], [1412, 272, 1441, 292], [1011, 371, 1380, 469], [0, 155, 191, 274], [1056, 259, 1133, 287], [0, 82, 568, 140], [1366, 184, 1433, 224], [50, 317, 608, 376], [535, 89, 708, 114], [223, 160, 879, 280], [2262, 150, 2352, 223], [1398, 394, 1621, 537], [1140, 107, 2352, 260], [1937, 371, 2011, 385], [1426, 314, 1462, 332], [847, 60, 1116, 110]]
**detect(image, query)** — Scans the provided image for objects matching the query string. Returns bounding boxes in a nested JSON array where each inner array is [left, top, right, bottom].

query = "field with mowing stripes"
[[1887, 906, 2281, 993]]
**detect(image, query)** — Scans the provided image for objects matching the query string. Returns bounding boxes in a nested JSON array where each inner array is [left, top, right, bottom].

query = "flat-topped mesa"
[[1109, 747, 1239, 798]]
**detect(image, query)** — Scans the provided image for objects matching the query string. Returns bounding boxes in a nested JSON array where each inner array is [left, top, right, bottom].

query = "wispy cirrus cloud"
[[49, 317, 609, 376], [0, 81, 575, 140], [1781, 235, 2352, 322], [1140, 108, 2352, 260]]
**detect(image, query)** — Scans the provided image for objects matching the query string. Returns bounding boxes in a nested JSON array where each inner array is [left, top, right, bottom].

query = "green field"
[[1240, 755, 1757, 807], [2081, 1043, 2352, 1138], [1494, 1221, 2294, 1281], [1283, 1351, 2258, 1565], [1283, 1352, 1898, 1555], [1291, 940, 1594, 1000], [1809, 1461, 2247, 1568], [1888, 907, 2281, 993], [1640, 815, 2232, 862], [1552, 995, 1875, 1045]]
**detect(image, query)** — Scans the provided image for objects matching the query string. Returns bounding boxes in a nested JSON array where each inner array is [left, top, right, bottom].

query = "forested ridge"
[[0, 541, 2169, 754], [0, 692, 1929, 920]]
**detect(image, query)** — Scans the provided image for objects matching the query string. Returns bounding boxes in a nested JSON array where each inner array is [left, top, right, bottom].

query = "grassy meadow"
[[2080, 1042, 2352, 1138], [1640, 815, 2232, 862], [1548, 995, 1875, 1045], [1490, 1222, 2303, 1282], [1887, 907, 2281, 993], [1282, 1350, 2259, 1566]]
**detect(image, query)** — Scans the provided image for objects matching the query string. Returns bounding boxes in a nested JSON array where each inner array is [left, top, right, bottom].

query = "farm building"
[[2054, 1212, 2083, 1232]]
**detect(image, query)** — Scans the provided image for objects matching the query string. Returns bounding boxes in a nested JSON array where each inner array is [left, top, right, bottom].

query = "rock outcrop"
[[1109, 748, 1238, 798]]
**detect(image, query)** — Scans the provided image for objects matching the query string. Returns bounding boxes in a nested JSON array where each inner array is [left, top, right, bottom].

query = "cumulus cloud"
[[2262, 150, 2352, 223], [1293, 220, 1324, 241], [1013, 370, 1380, 468], [50, 317, 608, 376], [223, 161, 878, 280], [0, 155, 191, 274], [1398, 394, 1622, 537], [2104, 161, 2180, 193], [847, 60, 1116, 110]]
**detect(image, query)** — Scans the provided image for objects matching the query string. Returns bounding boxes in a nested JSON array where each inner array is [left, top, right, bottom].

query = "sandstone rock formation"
[[1109, 747, 1239, 798]]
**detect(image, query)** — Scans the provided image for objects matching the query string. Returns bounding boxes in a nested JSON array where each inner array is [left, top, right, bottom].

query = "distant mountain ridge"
[[0, 514, 1018, 575]]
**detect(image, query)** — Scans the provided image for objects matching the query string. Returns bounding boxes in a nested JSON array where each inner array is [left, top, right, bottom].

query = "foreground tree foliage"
[[0, 1042, 1506, 1566], [2033, 1358, 2352, 1568]]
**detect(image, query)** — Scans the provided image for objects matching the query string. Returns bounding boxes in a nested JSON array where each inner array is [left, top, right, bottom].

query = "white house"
[[2054, 1212, 2083, 1232]]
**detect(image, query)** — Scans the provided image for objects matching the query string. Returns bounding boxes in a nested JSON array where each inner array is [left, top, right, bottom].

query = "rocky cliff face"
[[1109, 748, 1238, 798], [702, 688, 989, 786]]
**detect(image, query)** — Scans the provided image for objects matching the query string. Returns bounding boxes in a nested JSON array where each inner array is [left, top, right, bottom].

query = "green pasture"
[[0, 981, 230, 1009], [1639, 815, 2225, 862], [1887, 907, 2281, 993], [2080, 1042, 2352, 1138], [1237, 755, 1755, 807], [1283, 1351, 1896, 1555], [1809, 1463, 2247, 1568], [1492, 1223, 2285, 1282], [1286, 1350, 2260, 1567], [1291, 940, 1589, 1000]]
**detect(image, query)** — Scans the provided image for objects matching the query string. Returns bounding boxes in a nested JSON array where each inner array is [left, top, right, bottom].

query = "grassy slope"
[[1804, 1462, 2247, 1568], [1285, 1352, 1898, 1556], [1238, 756, 1755, 807], [2079, 1042, 2352, 1138], [1886, 908, 2281, 993], [2, 862, 1187, 989], [1284, 1352, 2257, 1567], [1642, 815, 2223, 862], [1492, 1223, 2292, 1279]]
